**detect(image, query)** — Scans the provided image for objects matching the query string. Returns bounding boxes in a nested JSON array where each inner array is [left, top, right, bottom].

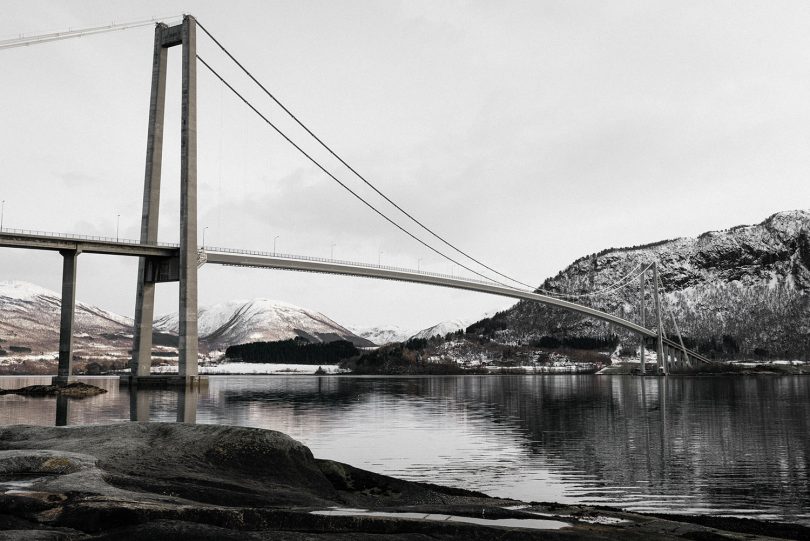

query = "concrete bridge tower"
[[129, 15, 201, 386]]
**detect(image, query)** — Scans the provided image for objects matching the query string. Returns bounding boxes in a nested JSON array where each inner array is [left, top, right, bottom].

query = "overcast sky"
[[2, 1, 809, 331]]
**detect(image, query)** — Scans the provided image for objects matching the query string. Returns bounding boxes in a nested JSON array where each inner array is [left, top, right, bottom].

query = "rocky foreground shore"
[[0, 423, 806, 540]]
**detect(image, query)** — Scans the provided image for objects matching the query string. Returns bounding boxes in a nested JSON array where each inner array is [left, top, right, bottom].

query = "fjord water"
[[2, 375, 808, 525]]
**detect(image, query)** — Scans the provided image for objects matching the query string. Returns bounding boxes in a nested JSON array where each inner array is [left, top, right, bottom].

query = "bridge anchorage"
[[0, 15, 712, 386]]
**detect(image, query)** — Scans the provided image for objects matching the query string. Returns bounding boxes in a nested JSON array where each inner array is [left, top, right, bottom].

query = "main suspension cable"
[[195, 19, 537, 290], [0, 15, 181, 51], [197, 54, 532, 292]]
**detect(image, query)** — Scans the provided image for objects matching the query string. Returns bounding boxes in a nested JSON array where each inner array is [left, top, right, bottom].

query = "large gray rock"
[[0, 423, 798, 540]]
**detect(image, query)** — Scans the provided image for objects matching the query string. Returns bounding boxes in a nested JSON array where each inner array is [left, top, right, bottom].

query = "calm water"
[[1, 375, 809, 525]]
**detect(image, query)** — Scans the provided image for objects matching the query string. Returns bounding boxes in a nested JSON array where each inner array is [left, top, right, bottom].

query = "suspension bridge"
[[0, 15, 708, 386]]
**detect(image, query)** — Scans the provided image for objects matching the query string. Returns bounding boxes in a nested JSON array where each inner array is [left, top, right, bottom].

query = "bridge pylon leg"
[[178, 15, 199, 378], [639, 270, 646, 375], [652, 262, 667, 375], [131, 23, 168, 380]]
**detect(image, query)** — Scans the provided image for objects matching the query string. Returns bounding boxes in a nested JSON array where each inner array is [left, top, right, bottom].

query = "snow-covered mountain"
[[348, 325, 415, 346], [155, 298, 374, 349], [352, 313, 498, 346], [410, 310, 501, 341], [0, 283, 373, 362], [472, 210, 810, 359], [0, 280, 133, 357], [410, 319, 471, 340]]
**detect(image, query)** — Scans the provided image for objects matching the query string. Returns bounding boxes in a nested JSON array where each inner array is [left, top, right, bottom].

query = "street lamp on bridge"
[[1, 200, 5, 231], [273, 235, 279, 253], [202, 226, 208, 248], [378, 250, 383, 266], [116, 214, 120, 242], [417, 257, 423, 272]]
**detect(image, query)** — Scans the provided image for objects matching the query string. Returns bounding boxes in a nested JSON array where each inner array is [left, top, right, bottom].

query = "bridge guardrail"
[[202, 244, 519, 290], [0, 227, 180, 248]]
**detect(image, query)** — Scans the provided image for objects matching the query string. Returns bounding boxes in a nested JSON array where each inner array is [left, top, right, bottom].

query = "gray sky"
[[2, 1, 809, 330]]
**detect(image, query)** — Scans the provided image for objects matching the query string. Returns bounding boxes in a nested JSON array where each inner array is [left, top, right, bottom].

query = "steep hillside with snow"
[[348, 325, 415, 346], [155, 298, 374, 349], [410, 319, 471, 340], [350, 316, 490, 346], [473, 210, 810, 359], [0, 281, 133, 358]]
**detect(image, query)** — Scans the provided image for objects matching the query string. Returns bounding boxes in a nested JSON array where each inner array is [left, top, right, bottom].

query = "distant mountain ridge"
[[348, 325, 415, 346], [473, 210, 810, 359], [351, 314, 494, 346], [0, 282, 373, 359], [410, 318, 473, 340], [155, 298, 373, 349], [0, 281, 133, 358]]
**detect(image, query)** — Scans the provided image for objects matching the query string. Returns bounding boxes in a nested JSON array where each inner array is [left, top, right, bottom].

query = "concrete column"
[[131, 23, 169, 378], [652, 262, 666, 375], [178, 15, 199, 377], [639, 270, 646, 375], [56, 249, 78, 383]]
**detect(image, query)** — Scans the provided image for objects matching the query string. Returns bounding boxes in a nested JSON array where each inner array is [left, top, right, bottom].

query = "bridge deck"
[[205, 251, 657, 337], [0, 230, 711, 364], [0, 230, 177, 257], [204, 252, 714, 364]]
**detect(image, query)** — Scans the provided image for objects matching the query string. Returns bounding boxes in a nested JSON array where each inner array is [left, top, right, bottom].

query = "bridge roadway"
[[0, 229, 177, 257], [0, 229, 709, 364]]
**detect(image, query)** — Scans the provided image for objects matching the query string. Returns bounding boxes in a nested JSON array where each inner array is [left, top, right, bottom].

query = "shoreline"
[[2, 367, 810, 379], [0, 422, 806, 539]]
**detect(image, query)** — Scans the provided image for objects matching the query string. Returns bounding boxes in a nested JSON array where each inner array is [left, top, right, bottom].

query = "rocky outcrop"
[[0, 423, 795, 539], [0, 382, 106, 397]]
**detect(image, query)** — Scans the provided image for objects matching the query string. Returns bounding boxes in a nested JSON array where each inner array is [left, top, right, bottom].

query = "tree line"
[[225, 338, 359, 364]]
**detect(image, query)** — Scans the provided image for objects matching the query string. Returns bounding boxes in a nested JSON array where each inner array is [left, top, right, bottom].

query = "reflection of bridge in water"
[[52, 381, 199, 426], [38, 375, 810, 523], [1, 15, 710, 385]]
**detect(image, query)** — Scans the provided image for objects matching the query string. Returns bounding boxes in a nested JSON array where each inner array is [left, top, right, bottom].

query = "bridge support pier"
[[652, 262, 667, 375], [128, 16, 199, 387], [178, 14, 199, 378], [53, 249, 79, 385], [639, 271, 646, 375]]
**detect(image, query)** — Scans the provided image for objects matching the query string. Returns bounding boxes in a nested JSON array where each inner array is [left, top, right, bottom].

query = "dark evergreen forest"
[[225, 339, 359, 364]]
